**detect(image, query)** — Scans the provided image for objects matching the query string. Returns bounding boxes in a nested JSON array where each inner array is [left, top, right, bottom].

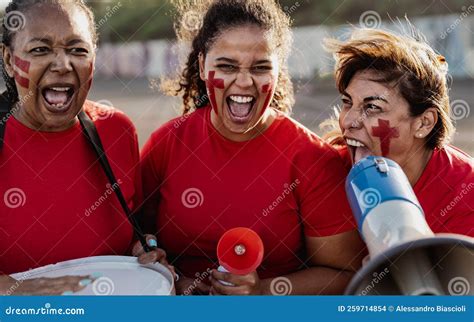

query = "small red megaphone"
[[217, 227, 264, 276]]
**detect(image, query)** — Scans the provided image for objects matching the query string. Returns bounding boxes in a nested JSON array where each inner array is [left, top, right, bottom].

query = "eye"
[[216, 64, 238, 73], [29, 47, 50, 54], [341, 98, 352, 109], [364, 103, 381, 112], [69, 47, 89, 55], [250, 65, 272, 75]]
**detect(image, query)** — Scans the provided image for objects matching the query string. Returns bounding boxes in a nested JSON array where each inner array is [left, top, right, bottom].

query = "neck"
[[400, 145, 434, 186], [13, 105, 77, 132], [210, 108, 276, 142]]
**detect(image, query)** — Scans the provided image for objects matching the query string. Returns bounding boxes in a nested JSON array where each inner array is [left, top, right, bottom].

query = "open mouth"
[[225, 95, 256, 124], [346, 138, 372, 164], [41, 85, 75, 113]]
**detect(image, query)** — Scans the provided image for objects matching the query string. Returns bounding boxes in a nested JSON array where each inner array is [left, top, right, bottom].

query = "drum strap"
[[78, 111, 152, 252], [0, 92, 10, 150]]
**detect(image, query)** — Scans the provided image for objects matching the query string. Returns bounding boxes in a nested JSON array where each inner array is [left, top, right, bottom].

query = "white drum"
[[11, 256, 175, 295]]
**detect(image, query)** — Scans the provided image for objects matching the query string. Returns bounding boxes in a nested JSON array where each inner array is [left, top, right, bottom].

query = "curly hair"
[[164, 0, 294, 115], [1, 0, 97, 105], [323, 27, 454, 149]]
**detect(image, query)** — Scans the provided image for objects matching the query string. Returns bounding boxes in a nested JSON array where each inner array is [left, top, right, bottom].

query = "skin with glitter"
[[371, 118, 400, 156], [206, 70, 224, 115]]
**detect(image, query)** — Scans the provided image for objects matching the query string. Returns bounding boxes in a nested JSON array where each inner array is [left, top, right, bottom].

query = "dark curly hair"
[[164, 0, 294, 115], [1, 0, 97, 105]]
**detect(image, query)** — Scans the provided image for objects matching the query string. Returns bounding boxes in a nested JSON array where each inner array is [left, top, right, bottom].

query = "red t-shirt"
[[414, 146, 474, 236], [0, 101, 141, 274], [336, 145, 474, 237], [141, 107, 355, 279]]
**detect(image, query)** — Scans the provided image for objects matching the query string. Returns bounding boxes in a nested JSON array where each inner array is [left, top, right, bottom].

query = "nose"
[[234, 69, 253, 88], [50, 49, 73, 74], [340, 107, 363, 131]]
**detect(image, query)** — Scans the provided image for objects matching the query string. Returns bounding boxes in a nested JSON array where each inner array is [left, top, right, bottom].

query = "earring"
[[417, 133, 423, 138]]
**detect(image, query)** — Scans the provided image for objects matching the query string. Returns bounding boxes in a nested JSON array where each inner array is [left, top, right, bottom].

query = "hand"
[[209, 269, 263, 295], [175, 276, 211, 295], [0, 274, 94, 295], [131, 234, 176, 279]]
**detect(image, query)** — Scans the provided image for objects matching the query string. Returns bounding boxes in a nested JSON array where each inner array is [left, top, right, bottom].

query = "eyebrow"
[[342, 91, 388, 103], [215, 57, 272, 65], [28, 37, 87, 46]]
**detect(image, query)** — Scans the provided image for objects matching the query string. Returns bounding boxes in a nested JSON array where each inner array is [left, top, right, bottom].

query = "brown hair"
[[163, 0, 294, 115], [1, 0, 97, 105], [323, 28, 454, 149]]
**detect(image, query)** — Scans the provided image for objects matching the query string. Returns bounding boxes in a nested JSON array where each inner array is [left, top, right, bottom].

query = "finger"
[[211, 269, 254, 286], [132, 235, 158, 256], [196, 281, 211, 294], [210, 276, 252, 295], [209, 275, 235, 295], [137, 248, 166, 265]]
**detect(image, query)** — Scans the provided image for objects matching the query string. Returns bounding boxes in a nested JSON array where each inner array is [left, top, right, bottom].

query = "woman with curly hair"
[[141, 0, 365, 295]]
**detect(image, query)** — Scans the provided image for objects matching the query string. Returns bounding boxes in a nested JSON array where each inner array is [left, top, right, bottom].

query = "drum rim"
[[11, 255, 175, 295]]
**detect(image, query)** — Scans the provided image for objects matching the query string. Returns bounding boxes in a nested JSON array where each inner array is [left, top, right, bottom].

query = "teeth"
[[230, 95, 253, 104], [346, 139, 365, 147], [50, 87, 70, 92]]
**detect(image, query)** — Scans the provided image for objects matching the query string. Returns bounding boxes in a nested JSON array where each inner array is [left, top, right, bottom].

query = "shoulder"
[[84, 100, 136, 133], [147, 108, 206, 145], [436, 145, 473, 177], [276, 113, 343, 162], [83, 100, 138, 151]]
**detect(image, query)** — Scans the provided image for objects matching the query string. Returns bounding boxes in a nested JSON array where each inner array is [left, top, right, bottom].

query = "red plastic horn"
[[217, 227, 264, 275]]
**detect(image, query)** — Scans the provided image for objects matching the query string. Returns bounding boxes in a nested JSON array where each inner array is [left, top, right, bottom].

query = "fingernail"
[[148, 239, 157, 247], [91, 272, 102, 278], [62, 291, 73, 296], [79, 279, 92, 286]]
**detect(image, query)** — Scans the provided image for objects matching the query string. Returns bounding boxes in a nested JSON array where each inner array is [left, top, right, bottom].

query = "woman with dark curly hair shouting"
[[140, 0, 365, 295]]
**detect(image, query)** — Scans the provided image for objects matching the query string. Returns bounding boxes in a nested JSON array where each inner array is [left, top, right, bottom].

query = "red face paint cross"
[[206, 71, 224, 115], [372, 119, 400, 157], [13, 56, 30, 89]]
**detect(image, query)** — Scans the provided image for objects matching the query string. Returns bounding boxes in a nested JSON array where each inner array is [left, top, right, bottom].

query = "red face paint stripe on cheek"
[[14, 71, 29, 89], [260, 83, 273, 117], [205, 71, 224, 115], [372, 119, 400, 157], [13, 56, 30, 74]]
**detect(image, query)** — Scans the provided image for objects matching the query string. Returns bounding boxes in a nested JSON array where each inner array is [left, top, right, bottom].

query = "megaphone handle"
[[217, 265, 234, 286]]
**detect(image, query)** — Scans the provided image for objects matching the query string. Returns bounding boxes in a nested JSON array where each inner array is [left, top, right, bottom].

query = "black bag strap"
[[0, 92, 11, 150], [78, 110, 152, 252]]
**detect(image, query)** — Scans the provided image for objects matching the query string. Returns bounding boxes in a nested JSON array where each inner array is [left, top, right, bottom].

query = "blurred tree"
[[83, 0, 472, 43]]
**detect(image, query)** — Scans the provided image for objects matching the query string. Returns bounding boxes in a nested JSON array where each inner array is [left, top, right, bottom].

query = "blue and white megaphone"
[[345, 156, 473, 295]]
